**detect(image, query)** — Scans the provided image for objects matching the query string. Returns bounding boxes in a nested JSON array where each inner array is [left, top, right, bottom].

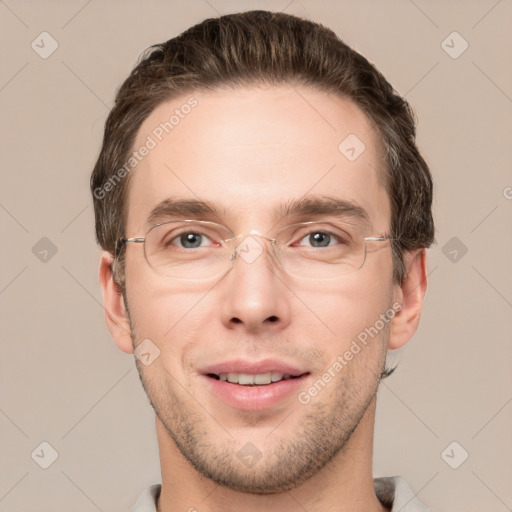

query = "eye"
[[151, 221, 232, 253], [171, 231, 212, 249], [298, 230, 344, 248]]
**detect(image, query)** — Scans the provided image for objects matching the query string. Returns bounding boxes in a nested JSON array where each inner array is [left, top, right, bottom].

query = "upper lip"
[[201, 359, 308, 376]]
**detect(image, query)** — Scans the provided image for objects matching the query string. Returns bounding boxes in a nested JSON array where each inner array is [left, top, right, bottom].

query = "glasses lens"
[[144, 221, 233, 279], [275, 221, 367, 278], [142, 220, 372, 280]]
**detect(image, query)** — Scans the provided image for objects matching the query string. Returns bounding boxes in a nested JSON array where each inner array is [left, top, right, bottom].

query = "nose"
[[219, 234, 291, 333]]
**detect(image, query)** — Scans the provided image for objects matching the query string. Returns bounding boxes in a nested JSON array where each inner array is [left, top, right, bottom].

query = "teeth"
[[218, 372, 288, 385], [254, 373, 272, 385], [226, 373, 239, 384], [271, 372, 284, 382], [238, 373, 255, 385]]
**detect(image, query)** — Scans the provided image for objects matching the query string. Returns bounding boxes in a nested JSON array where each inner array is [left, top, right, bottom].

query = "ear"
[[98, 251, 134, 354], [389, 249, 428, 350]]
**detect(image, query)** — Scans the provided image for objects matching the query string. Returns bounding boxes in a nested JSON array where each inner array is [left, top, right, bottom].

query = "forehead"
[[125, 85, 390, 233]]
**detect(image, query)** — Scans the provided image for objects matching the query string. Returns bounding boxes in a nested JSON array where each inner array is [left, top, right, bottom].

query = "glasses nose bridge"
[[248, 229, 278, 245], [227, 230, 280, 265]]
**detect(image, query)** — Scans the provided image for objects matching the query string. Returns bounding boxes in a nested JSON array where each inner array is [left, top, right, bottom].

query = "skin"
[[99, 85, 427, 512]]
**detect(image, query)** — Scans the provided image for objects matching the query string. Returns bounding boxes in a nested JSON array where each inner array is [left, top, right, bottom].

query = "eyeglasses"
[[115, 219, 393, 280]]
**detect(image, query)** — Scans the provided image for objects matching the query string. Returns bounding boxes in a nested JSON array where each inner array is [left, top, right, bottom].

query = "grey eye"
[[177, 232, 205, 248], [309, 232, 331, 247], [299, 231, 339, 248]]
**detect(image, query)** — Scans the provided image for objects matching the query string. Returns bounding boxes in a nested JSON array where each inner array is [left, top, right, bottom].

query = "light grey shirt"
[[131, 476, 434, 511]]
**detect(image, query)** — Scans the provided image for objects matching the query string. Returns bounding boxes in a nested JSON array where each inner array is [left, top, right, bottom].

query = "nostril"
[[229, 316, 278, 325]]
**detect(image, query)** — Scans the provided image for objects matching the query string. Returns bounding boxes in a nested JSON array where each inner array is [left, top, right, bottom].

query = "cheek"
[[301, 267, 394, 351], [124, 261, 211, 352]]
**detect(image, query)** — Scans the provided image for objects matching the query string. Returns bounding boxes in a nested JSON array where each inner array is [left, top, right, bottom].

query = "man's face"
[[122, 85, 398, 492]]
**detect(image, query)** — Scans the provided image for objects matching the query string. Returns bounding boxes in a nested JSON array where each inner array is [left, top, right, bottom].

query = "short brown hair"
[[91, 10, 434, 289]]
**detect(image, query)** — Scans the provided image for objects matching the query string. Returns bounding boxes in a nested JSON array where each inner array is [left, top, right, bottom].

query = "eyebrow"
[[144, 195, 371, 231], [145, 199, 224, 229], [275, 196, 370, 227]]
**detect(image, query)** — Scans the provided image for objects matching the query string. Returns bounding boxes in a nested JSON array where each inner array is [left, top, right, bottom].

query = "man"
[[91, 10, 434, 512]]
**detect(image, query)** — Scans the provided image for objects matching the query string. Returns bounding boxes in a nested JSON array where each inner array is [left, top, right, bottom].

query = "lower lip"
[[203, 374, 310, 411]]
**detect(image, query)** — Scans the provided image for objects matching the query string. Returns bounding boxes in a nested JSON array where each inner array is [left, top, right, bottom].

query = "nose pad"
[[355, 242, 368, 272]]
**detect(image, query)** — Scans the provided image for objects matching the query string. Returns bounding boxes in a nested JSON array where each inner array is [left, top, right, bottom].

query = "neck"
[[155, 396, 387, 512]]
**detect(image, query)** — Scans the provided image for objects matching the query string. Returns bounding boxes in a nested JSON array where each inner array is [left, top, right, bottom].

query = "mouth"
[[206, 372, 307, 386], [201, 360, 311, 411]]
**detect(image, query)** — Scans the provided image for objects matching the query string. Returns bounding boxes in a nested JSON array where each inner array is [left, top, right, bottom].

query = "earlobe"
[[388, 249, 428, 350], [98, 251, 134, 354]]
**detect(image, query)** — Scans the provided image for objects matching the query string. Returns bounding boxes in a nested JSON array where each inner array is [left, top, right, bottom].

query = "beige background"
[[1, 1, 511, 511]]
